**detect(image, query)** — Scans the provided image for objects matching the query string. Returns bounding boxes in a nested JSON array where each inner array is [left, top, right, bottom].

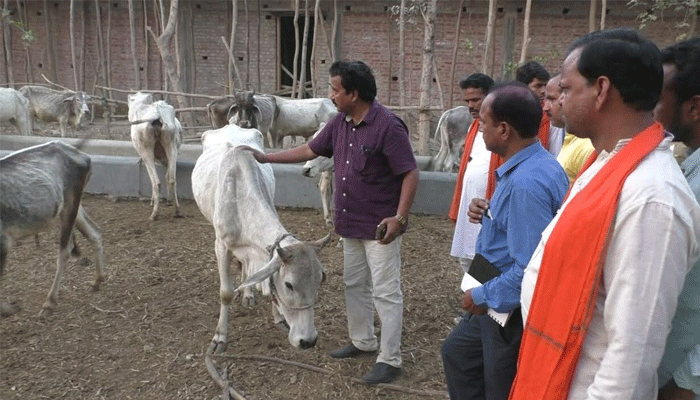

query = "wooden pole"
[[483, 0, 496, 74], [588, 0, 597, 33], [418, 0, 437, 156], [519, 0, 532, 64], [449, 0, 465, 109], [128, 0, 141, 88]]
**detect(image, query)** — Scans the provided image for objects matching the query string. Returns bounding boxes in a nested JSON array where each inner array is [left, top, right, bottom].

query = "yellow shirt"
[[556, 133, 595, 184]]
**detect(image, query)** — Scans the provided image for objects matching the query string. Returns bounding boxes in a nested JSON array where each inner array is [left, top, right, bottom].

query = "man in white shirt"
[[655, 36, 700, 400], [511, 28, 700, 400]]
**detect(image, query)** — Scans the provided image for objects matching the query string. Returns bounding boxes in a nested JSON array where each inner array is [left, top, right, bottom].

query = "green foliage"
[[2, 8, 36, 47], [627, 0, 698, 40]]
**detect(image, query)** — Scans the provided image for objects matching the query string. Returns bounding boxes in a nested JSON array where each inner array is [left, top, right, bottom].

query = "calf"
[[0, 88, 32, 136], [431, 106, 473, 172], [192, 123, 330, 352], [128, 92, 183, 220], [206, 92, 277, 148], [0, 141, 105, 318], [19, 85, 90, 138]]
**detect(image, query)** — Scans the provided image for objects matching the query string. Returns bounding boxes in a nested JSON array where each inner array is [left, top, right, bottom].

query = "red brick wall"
[[0, 0, 688, 111]]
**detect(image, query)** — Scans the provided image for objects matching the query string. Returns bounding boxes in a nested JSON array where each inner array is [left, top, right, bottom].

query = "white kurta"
[[521, 136, 700, 400], [450, 129, 490, 260]]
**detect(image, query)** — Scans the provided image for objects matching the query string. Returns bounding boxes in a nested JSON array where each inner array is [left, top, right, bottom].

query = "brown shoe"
[[329, 344, 376, 359]]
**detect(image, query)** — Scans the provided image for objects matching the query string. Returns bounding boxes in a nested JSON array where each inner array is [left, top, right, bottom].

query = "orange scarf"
[[448, 120, 502, 222], [538, 112, 551, 151], [508, 123, 665, 400]]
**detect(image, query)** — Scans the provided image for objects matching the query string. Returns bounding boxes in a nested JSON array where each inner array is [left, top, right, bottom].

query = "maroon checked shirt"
[[308, 100, 417, 240]]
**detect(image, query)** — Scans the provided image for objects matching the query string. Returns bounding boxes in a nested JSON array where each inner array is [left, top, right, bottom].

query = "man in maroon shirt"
[[243, 60, 419, 384]]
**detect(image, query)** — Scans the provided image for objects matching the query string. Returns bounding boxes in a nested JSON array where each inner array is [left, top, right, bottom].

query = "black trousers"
[[441, 309, 523, 400]]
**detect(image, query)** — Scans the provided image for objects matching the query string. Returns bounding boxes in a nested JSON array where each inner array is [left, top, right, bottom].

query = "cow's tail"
[[432, 109, 449, 141]]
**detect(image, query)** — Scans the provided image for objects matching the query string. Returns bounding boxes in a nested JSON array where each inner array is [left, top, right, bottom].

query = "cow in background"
[[0, 141, 105, 318], [128, 92, 183, 221], [191, 123, 330, 352], [430, 106, 473, 172], [0, 88, 32, 136], [301, 123, 334, 227], [19, 85, 90, 138], [209, 92, 337, 148]]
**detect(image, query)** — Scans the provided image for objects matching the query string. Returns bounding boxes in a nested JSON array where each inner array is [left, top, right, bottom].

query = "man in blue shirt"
[[441, 83, 568, 400], [655, 37, 700, 400]]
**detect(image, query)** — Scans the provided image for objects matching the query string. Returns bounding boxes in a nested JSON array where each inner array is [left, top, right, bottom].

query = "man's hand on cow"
[[467, 198, 490, 224], [237, 145, 268, 163], [377, 216, 402, 245], [462, 289, 487, 315]]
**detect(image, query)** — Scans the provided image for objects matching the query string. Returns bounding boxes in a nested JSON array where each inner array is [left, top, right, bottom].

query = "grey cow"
[[431, 106, 474, 173], [19, 85, 90, 138], [0, 141, 105, 318], [0, 88, 32, 136], [206, 92, 277, 148]]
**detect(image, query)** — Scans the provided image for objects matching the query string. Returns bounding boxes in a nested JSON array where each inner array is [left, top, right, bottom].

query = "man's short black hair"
[[329, 60, 377, 102], [515, 61, 550, 85], [662, 37, 700, 104], [488, 82, 542, 139], [568, 28, 662, 111], [459, 73, 494, 94]]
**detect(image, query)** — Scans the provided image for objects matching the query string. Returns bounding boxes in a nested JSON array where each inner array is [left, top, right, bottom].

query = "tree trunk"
[[18, 0, 32, 83], [2, 0, 14, 86], [80, 2, 87, 90], [149, 0, 190, 124], [331, 0, 338, 61], [257, 0, 261, 91], [448, 0, 465, 108], [519, 0, 532, 64], [600, 0, 606, 30], [398, 0, 406, 107], [483, 0, 496, 74], [690, 0, 697, 37], [387, 11, 393, 105], [244, 0, 250, 88], [128, 0, 141, 89], [43, 0, 57, 82], [69, 0, 78, 90], [298, 0, 310, 99], [106, 0, 113, 95], [310, 0, 320, 97], [143, 0, 149, 90], [291, 0, 300, 98], [418, 0, 437, 156], [588, 0, 597, 33], [228, 0, 241, 93], [94, 0, 109, 97]]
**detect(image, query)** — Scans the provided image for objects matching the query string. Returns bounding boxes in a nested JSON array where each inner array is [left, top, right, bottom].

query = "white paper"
[[460, 273, 513, 327]]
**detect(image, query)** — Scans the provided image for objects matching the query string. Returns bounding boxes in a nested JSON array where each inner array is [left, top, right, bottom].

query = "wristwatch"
[[395, 214, 407, 226]]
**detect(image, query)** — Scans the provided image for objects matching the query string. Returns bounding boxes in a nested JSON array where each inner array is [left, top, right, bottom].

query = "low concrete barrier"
[[0, 135, 456, 215]]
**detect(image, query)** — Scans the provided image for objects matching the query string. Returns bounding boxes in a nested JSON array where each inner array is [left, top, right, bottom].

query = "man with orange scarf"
[[442, 83, 568, 400], [449, 73, 494, 276], [512, 29, 700, 400]]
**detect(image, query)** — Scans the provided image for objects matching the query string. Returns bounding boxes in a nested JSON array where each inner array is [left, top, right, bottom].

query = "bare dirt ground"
[[0, 120, 462, 400]]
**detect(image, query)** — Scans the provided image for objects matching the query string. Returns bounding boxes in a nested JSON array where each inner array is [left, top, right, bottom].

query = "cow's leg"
[[165, 144, 181, 218], [140, 152, 161, 220], [319, 170, 333, 227], [73, 206, 105, 291], [211, 237, 233, 354], [40, 202, 80, 318], [59, 119, 69, 138], [0, 236, 20, 318], [237, 259, 257, 307]]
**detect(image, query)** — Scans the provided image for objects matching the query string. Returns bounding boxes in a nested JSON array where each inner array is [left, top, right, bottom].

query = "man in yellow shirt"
[[544, 74, 595, 183]]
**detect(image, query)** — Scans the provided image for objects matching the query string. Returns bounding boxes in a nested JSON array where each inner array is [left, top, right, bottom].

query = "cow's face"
[[234, 91, 258, 130], [238, 234, 331, 349], [65, 92, 91, 127]]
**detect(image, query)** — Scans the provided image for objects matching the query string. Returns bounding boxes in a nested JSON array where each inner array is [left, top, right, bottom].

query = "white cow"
[[128, 92, 183, 221], [19, 85, 90, 138], [219, 91, 337, 148], [192, 123, 330, 351], [0, 141, 105, 318], [301, 123, 334, 226], [0, 88, 32, 136], [431, 106, 474, 172]]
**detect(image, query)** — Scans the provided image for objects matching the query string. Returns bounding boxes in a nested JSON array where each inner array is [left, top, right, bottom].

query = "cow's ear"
[[236, 258, 281, 291], [276, 246, 294, 262], [310, 233, 332, 251]]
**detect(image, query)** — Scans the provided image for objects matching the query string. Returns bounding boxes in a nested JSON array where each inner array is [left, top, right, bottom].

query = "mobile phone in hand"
[[375, 223, 387, 240]]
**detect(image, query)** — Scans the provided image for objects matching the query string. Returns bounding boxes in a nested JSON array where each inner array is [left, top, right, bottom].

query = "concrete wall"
[[0, 135, 455, 216]]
